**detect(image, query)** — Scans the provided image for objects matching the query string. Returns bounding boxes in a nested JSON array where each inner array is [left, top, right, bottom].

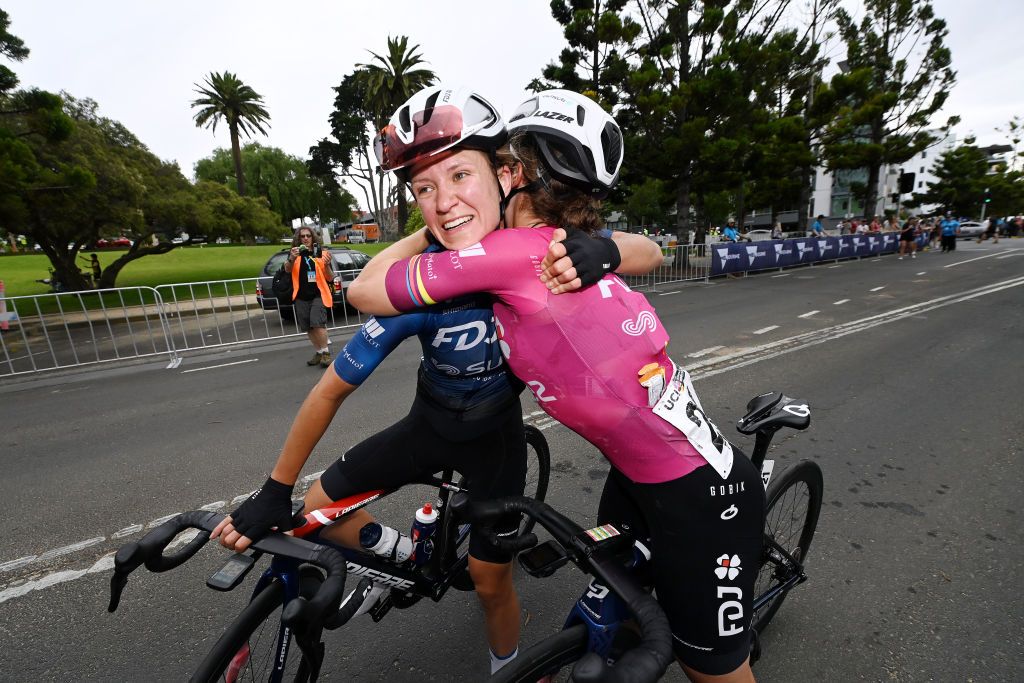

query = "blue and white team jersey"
[[332, 290, 515, 413]]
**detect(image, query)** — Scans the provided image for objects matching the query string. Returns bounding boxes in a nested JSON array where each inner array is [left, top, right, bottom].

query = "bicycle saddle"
[[736, 391, 811, 435]]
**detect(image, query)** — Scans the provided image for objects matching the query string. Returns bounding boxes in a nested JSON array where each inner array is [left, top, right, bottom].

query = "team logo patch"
[[457, 243, 486, 257], [715, 554, 742, 580], [621, 311, 657, 336], [364, 317, 386, 338]]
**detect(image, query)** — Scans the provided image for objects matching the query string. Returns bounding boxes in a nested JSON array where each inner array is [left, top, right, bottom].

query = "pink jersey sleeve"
[[384, 230, 546, 311]]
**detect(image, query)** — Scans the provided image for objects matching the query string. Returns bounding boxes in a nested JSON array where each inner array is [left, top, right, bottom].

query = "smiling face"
[[409, 149, 510, 251]]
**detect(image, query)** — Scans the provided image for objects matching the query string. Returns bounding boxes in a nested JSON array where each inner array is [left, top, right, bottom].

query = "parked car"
[[95, 236, 132, 248], [255, 248, 372, 320], [955, 221, 984, 239], [745, 229, 773, 241], [347, 231, 366, 244]]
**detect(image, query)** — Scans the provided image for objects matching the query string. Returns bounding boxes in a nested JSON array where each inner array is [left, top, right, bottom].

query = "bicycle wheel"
[[489, 624, 588, 683], [192, 566, 325, 683], [521, 425, 551, 535], [751, 460, 823, 634]]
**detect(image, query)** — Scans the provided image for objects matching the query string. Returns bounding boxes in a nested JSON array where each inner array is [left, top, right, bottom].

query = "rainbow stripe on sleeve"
[[404, 254, 437, 307]]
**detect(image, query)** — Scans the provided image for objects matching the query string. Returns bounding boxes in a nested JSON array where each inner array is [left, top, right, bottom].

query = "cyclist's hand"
[[211, 477, 296, 552], [540, 228, 620, 294]]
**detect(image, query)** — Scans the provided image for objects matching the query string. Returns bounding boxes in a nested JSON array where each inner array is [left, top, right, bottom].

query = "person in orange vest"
[[285, 227, 335, 367]]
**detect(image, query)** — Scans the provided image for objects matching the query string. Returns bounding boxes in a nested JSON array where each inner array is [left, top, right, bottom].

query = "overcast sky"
[[5, 0, 1022, 205]]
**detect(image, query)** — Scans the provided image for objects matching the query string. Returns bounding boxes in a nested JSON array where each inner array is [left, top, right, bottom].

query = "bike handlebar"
[[107, 510, 348, 635], [450, 495, 673, 683]]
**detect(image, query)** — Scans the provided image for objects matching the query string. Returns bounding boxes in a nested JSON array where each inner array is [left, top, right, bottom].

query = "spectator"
[[79, 253, 102, 286], [939, 213, 959, 252], [772, 222, 784, 239], [855, 219, 867, 234], [284, 227, 335, 367], [977, 217, 1000, 244], [810, 214, 824, 237], [898, 216, 919, 260], [869, 215, 882, 233], [722, 219, 740, 242]]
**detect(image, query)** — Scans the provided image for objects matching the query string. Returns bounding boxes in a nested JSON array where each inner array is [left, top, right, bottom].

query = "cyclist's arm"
[[347, 229, 431, 314], [540, 228, 663, 294]]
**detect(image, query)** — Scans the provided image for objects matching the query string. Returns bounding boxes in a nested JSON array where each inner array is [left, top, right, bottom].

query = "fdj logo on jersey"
[[431, 320, 495, 350]]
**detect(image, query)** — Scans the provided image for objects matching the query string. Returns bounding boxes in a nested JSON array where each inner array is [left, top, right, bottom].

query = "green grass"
[[0, 242, 388, 298]]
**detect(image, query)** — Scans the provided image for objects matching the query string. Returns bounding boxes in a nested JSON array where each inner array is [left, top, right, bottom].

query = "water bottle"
[[409, 502, 439, 567], [359, 522, 413, 564]]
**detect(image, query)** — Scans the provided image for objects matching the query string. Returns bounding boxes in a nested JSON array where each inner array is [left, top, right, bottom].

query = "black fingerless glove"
[[230, 476, 297, 542], [562, 229, 622, 286]]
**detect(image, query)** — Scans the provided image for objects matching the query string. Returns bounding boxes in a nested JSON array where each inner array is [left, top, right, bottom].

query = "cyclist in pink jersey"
[[350, 89, 763, 682]]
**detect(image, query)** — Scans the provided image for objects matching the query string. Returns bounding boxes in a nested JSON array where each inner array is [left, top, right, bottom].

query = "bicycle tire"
[[191, 566, 325, 683], [521, 425, 551, 535], [751, 460, 823, 635], [489, 624, 588, 683]]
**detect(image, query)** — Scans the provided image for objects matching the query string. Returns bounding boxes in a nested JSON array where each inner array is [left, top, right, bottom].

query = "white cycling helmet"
[[373, 84, 507, 177], [507, 89, 623, 198]]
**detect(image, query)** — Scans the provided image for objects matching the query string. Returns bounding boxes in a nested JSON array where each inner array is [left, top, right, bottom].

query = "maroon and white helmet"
[[507, 89, 623, 198], [374, 84, 507, 176]]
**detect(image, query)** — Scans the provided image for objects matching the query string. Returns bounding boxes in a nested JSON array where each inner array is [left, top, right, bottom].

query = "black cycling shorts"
[[320, 399, 527, 564], [598, 452, 765, 676]]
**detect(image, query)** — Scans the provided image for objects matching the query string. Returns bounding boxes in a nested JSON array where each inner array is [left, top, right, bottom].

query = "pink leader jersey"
[[384, 226, 709, 484]]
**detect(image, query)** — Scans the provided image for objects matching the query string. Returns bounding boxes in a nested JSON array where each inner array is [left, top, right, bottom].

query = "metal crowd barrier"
[[1, 239, 907, 379]]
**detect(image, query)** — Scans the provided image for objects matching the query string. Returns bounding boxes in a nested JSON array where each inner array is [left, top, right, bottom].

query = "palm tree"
[[191, 71, 270, 196], [358, 36, 436, 234]]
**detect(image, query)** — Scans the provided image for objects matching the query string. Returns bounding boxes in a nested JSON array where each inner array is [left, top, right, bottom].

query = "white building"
[[811, 130, 956, 220]]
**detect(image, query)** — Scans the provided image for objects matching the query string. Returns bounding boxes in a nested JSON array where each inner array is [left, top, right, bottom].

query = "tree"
[[530, 0, 640, 106], [616, 0, 797, 240], [818, 0, 957, 217], [195, 143, 355, 226], [0, 10, 74, 247], [357, 36, 435, 235], [191, 71, 270, 197], [16, 95, 283, 289], [617, 177, 673, 229], [311, 37, 436, 240]]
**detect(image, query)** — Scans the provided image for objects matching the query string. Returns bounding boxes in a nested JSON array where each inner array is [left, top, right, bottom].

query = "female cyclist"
[[211, 85, 663, 673], [348, 88, 764, 682]]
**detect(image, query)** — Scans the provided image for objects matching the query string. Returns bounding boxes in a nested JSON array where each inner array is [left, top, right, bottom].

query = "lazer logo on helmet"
[[532, 110, 575, 123]]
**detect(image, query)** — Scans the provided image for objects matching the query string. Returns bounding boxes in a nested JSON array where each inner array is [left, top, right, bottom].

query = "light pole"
[[980, 187, 990, 221]]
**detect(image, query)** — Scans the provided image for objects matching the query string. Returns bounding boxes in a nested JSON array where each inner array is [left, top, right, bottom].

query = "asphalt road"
[[1, 241, 1021, 682]]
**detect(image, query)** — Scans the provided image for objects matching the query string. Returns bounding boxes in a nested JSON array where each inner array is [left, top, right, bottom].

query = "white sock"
[[490, 647, 518, 674], [319, 347, 329, 353]]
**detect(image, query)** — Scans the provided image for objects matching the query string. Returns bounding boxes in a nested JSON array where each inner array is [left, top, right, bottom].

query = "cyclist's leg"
[[601, 457, 764, 683], [445, 407, 527, 666]]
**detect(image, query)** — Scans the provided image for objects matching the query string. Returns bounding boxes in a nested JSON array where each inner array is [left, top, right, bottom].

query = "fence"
[[1, 238, 904, 378]]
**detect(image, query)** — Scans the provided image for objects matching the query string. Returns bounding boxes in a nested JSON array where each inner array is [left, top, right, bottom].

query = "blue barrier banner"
[[880, 233, 898, 254], [773, 240, 796, 268], [816, 238, 838, 261], [711, 243, 748, 275], [834, 235, 853, 259], [866, 235, 882, 256], [849, 235, 869, 257], [915, 233, 929, 249], [743, 241, 776, 271], [793, 238, 817, 264]]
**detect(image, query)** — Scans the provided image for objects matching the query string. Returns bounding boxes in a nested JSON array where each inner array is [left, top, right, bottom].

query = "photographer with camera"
[[284, 226, 334, 367]]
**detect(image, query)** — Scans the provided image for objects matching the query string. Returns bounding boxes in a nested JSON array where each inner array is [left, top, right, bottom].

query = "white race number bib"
[[652, 363, 734, 479]]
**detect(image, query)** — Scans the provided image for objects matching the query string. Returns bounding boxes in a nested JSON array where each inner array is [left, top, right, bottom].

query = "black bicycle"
[[108, 425, 551, 682], [485, 391, 823, 682]]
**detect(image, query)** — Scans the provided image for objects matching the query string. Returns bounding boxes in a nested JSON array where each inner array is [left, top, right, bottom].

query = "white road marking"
[[870, 286, 886, 292], [657, 290, 680, 296], [180, 359, 259, 374], [7, 275, 1024, 602], [37, 537, 105, 562], [944, 249, 1021, 268], [828, 265, 841, 269], [771, 273, 791, 278], [996, 253, 1023, 259], [798, 310, 820, 318], [917, 272, 926, 276], [752, 326, 779, 335], [833, 299, 850, 305], [111, 524, 143, 539], [686, 346, 724, 358]]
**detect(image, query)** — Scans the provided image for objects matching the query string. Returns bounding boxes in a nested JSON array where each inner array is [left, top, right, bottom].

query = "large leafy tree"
[[311, 37, 435, 240], [909, 143, 1021, 218], [195, 143, 355, 226], [191, 71, 270, 197], [530, 0, 640, 106], [17, 96, 282, 289], [817, 0, 957, 217], [0, 10, 74, 247], [357, 36, 435, 235]]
